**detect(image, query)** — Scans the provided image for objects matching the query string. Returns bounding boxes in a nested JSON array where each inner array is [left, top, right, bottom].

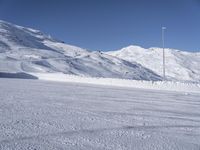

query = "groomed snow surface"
[[1, 78, 200, 150]]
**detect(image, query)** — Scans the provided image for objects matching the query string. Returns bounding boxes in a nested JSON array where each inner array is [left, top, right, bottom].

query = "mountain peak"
[[114, 45, 150, 55], [122, 45, 145, 50], [107, 46, 200, 83]]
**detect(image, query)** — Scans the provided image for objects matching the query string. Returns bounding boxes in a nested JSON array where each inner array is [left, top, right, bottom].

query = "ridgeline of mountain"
[[107, 45, 200, 83]]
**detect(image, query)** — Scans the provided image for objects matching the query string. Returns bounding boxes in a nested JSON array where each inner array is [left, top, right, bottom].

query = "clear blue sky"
[[0, 0, 200, 51]]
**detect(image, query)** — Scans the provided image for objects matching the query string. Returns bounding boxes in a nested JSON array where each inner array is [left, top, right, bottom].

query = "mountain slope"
[[0, 20, 161, 81], [106, 45, 200, 83]]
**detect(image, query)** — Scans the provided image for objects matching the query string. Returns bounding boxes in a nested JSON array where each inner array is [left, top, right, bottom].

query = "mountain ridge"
[[106, 45, 200, 83]]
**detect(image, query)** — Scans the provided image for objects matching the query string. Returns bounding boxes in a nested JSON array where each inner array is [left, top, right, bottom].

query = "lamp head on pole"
[[162, 27, 166, 30]]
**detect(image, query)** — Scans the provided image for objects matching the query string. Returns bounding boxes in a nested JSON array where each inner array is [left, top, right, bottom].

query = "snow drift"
[[32, 73, 200, 93]]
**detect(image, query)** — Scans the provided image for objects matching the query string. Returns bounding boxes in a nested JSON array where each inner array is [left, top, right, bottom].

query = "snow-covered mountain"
[[0, 20, 161, 81], [106, 45, 200, 83]]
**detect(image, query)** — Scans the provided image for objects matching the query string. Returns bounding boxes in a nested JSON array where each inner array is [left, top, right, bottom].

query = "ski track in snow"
[[0, 79, 200, 150]]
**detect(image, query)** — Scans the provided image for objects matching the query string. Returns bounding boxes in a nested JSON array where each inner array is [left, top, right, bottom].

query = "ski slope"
[[106, 45, 200, 83], [0, 20, 161, 81], [0, 79, 200, 150]]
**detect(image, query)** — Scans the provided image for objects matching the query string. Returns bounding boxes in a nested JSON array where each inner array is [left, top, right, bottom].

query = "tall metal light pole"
[[162, 27, 166, 80]]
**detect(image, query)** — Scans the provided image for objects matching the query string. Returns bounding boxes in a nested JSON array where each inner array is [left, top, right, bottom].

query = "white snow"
[[0, 20, 161, 81], [0, 78, 200, 150], [1, 20, 200, 83], [31, 73, 200, 93], [106, 45, 200, 83], [1, 20, 200, 149]]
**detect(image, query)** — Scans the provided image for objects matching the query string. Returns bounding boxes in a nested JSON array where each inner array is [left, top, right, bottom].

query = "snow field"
[[0, 79, 200, 150]]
